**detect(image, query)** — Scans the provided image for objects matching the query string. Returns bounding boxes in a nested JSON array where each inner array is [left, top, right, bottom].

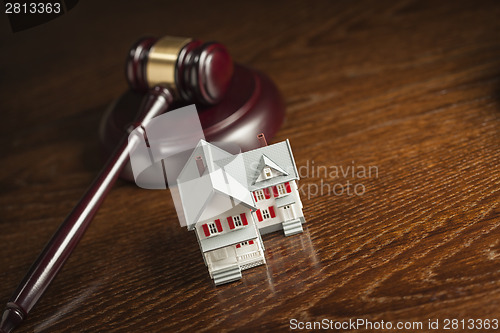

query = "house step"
[[282, 218, 303, 236], [212, 265, 242, 286]]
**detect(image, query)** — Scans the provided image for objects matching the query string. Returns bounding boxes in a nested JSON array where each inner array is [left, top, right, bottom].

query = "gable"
[[253, 155, 289, 184], [242, 140, 299, 191]]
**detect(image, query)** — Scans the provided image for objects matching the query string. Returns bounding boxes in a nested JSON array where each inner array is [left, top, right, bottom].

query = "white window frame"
[[255, 190, 265, 201], [262, 208, 270, 220], [233, 215, 243, 228], [277, 183, 287, 196], [263, 167, 272, 179], [207, 222, 219, 236]]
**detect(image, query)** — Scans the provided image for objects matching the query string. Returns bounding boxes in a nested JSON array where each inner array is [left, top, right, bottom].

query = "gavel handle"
[[0, 86, 172, 333]]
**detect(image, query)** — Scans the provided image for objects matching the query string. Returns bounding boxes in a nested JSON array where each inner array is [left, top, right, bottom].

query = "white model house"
[[176, 136, 305, 285]]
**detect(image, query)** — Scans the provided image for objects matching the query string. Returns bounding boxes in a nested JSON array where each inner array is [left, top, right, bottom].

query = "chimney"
[[196, 156, 205, 176], [257, 133, 267, 147]]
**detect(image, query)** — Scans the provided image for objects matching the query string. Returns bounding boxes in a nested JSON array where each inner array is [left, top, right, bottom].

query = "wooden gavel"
[[0, 36, 235, 333]]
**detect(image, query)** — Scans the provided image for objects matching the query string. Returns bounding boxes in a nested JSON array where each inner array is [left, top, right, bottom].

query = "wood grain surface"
[[1, 0, 499, 332]]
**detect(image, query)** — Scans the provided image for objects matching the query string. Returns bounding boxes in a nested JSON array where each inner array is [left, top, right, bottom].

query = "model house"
[[176, 135, 305, 285]]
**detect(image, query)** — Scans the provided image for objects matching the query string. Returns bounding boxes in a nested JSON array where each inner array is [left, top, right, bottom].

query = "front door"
[[282, 205, 293, 221]]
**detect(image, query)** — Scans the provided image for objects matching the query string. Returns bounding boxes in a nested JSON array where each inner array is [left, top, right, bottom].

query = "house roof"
[[177, 140, 235, 183], [176, 139, 299, 229], [217, 139, 299, 192], [176, 140, 256, 230]]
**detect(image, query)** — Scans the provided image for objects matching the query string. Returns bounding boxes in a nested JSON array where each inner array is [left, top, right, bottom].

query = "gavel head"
[[126, 36, 233, 105]]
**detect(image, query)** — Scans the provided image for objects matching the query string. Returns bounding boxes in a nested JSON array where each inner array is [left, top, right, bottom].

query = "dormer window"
[[263, 167, 272, 179]]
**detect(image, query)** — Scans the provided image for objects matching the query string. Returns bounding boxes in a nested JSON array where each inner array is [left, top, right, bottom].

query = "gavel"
[[0, 36, 239, 333]]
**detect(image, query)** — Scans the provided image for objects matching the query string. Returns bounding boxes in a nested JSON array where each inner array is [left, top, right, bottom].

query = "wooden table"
[[1, 0, 499, 332]]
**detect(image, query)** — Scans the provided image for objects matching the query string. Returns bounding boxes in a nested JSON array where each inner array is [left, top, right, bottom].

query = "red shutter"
[[249, 240, 254, 245], [263, 188, 271, 199], [285, 182, 292, 193], [253, 192, 258, 202], [236, 244, 241, 248], [240, 213, 248, 225], [215, 219, 223, 232], [227, 216, 235, 229], [269, 206, 276, 218], [272, 186, 279, 197], [202, 224, 210, 237], [256, 209, 263, 222]]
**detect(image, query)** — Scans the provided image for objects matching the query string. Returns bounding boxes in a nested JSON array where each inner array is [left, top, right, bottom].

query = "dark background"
[[1, 1, 499, 332]]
